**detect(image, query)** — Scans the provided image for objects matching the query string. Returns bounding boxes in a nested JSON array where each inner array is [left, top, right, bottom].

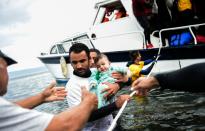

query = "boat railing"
[[158, 23, 205, 46]]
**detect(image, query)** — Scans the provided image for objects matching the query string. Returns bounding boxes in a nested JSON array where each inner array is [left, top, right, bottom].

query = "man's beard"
[[73, 69, 91, 78]]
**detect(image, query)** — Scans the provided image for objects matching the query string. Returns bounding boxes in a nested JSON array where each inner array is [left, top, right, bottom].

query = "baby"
[[89, 54, 127, 108]]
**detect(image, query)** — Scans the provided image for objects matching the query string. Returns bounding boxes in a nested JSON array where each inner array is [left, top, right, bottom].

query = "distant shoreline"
[[9, 66, 49, 80]]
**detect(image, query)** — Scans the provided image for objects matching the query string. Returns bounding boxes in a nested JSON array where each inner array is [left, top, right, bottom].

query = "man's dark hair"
[[69, 43, 90, 58], [90, 48, 101, 56]]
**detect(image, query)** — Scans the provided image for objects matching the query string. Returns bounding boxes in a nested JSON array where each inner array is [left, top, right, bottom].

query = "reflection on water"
[[116, 88, 205, 131]]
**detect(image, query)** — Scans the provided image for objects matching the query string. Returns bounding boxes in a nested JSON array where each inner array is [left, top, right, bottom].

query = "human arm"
[[132, 63, 205, 95], [155, 62, 205, 92], [140, 61, 155, 75], [144, 59, 154, 65], [14, 82, 67, 109], [112, 71, 132, 86], [112, 71, 129, 83], [46, 87, 98, 131], [132, 76, 159, 96], [89, 69, 98, 88], [88, 94, 130, 121]]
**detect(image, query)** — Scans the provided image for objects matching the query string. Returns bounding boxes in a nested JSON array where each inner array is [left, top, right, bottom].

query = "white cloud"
[[0, 0, 96, 72], [0, 0, 31, 28]]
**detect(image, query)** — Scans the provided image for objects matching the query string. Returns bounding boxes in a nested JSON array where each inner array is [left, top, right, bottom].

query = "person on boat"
[[89, 53, 128, 109], [131, 62, 205, 96], [65, 43, 130, 131], [132, 0, 155, 48], [127, 51, 156, 82], [0, 50, 98, 131], [171, 0, 194, 26], [89, 48, 101, 68]]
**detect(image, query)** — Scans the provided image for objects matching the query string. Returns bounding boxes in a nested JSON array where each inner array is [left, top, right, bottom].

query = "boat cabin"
[[88, 0, 146, 53]]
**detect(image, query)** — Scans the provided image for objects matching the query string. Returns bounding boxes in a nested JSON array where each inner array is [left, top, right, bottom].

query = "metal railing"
[[158, 23, 205, 46]]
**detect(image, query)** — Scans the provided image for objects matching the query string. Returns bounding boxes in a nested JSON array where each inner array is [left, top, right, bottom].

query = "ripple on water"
[[117, 88, 205, 131]]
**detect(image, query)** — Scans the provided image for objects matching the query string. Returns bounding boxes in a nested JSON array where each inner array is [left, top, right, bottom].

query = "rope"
[[107, 41, 162, 131]]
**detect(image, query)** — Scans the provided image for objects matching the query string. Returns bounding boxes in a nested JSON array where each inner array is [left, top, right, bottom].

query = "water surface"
[[5, 72, 205, 130]]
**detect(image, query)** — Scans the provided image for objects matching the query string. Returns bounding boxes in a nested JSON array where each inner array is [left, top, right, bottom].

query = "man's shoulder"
[[66, 74, 89, 88]]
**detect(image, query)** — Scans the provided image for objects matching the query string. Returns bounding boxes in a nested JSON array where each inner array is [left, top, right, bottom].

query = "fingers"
[[55, 86, 65, 90], [54, 97, 66, 101], [54, 87, 66, 93], [135, 88, 148, 96], [81, 86, 88, 97], [53, 87, 67, 100], [111, 72, 120, 78], [101, 86, 113, 98], [131, 77, 145, 90], [101, 86, 109, 93], [101, 83, 119, 98], [46, 81, 57, 90], [131, 79, 140, 88], [103, 90, 113, 98], [115, 95, 130, 108], [55, 90, 67, 97], [81, 86, 98, 110], [112, 72, 125, 83]]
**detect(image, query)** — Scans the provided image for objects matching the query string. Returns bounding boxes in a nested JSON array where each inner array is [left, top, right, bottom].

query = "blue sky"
[[0, 0, 96, 72]]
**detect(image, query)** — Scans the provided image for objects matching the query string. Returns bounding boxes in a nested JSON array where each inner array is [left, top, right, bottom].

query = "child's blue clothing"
[[89, 66, 127, 108]]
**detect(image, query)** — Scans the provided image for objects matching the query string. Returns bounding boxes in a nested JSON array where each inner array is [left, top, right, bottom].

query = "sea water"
[[5, 71, 68, 114], [116, 88, 205, 131], [4, 70, 205, 130]]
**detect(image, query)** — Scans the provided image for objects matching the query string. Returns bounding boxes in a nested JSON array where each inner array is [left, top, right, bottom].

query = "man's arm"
[[101, 71, 132, 98], [89, 94, 130, 121], [132, 63, 205, 95], [155, 62, 205, 92], [140, 61, 155, 75], [15, 82, 66, 109], [46, 87, 98, 131]]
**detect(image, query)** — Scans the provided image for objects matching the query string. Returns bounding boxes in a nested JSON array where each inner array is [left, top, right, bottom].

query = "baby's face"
[[96, 57, 110, 72]]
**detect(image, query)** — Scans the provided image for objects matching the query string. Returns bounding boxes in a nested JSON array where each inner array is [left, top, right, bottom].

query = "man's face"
[[89, 52, 98, 68], [70, 51, 90, 76], [0, 58, 8, 96]]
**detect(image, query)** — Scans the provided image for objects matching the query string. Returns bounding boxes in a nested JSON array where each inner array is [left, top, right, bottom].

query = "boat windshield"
[[50, 33, 94, 55], [73, 34, 94, 48]]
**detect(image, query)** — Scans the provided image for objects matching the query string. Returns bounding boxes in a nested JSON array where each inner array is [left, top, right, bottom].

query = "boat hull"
[[38, 44, 205, 82]]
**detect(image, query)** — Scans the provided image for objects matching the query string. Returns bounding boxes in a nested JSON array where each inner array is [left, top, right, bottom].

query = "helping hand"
[[41, 81, 67, 102], [131, 77, 159, 96], [81, 86, 98, 110]]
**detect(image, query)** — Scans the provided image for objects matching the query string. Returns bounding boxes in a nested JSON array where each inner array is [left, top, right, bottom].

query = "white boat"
[[38, 0, 205, 83]]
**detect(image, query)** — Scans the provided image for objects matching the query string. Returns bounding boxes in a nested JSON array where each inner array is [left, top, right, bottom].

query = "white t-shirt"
[[66, 74, 90, 107], [65, 74, 113, 131], [0, 97, 53, 131]]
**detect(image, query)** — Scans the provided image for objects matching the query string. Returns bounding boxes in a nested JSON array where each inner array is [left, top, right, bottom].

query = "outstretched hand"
[[131, 77, 159, 96], [81, 86, 98, 110], [42, 81, 67, 102]]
